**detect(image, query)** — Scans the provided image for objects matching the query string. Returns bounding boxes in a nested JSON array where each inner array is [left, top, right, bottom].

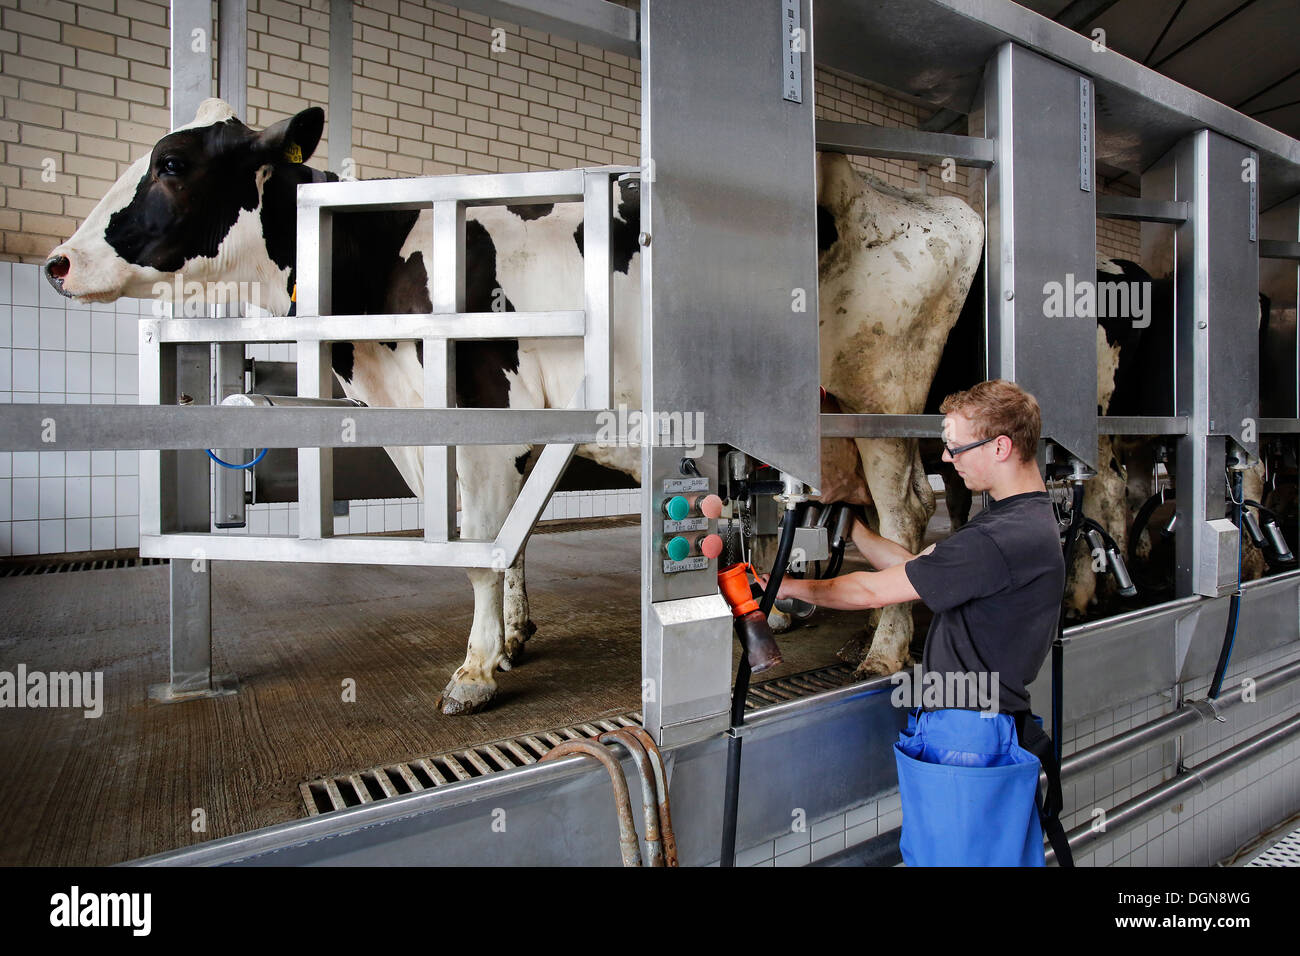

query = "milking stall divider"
[[3, 0, 1300, 866]]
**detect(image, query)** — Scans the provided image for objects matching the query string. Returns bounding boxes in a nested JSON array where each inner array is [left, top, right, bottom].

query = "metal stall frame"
[[4, 0, 1300, 865]]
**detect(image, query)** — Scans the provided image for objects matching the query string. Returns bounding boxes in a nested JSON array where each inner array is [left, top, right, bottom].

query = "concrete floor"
[[0, 514, 919, 865]]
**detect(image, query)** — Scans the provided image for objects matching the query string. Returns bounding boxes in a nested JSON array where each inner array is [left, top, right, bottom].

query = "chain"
[[741, 503, 753, 566], [723, 513, 738, 567]]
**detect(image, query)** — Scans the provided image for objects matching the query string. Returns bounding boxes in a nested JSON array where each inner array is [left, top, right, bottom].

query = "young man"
[[769, 379, 1068, 865]]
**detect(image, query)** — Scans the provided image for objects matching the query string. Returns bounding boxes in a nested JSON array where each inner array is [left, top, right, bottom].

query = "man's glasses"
[[942, 435, 996, 458]]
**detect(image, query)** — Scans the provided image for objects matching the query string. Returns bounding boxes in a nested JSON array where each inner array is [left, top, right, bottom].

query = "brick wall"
[[814, 65, 977, 205], [1, 0, 1138, 262], [0, 0, 182, 262]]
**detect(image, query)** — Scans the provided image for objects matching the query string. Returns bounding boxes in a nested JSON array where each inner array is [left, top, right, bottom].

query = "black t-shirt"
[[903, 490, 1065, 715]]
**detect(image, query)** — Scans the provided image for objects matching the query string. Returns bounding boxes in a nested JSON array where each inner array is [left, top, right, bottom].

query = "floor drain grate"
[[0, 556, 168, 577], [1247, 826, 1300, 866], [300, 662, 864, 816], [301, 711, 646, 815], [745, 662, 857, 709]]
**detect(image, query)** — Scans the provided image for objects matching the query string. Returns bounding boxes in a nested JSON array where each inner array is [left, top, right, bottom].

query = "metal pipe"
[[1050, 711, 1300, 863], [222, 394, 365, 408], [597, 730, 663, 867], [1062, 657, 1300, 779], [539, 740, 642, 867], [623, 726, 678, 867]]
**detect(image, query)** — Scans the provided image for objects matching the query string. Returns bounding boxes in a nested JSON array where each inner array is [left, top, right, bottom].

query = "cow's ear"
[[254, 107, 325, 165]]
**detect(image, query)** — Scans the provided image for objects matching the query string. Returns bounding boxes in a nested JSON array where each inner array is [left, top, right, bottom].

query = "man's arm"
[[850, 516, 925, 569], [765, 563, 920, 610]]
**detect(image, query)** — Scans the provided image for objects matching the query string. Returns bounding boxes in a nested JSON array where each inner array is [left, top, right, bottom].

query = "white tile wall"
[[1, 262, 636, 556]]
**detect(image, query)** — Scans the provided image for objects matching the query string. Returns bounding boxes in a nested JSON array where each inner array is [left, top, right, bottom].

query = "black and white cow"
[[46, 101, 984, 708]]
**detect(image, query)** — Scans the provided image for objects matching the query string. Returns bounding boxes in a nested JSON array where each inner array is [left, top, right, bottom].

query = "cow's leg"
[[438, 443, 529, 716], [500, 549, 536, 669], [941, 462, 972, 531], [854, 438, 935, 677], [1241, 461, 1269, 581]]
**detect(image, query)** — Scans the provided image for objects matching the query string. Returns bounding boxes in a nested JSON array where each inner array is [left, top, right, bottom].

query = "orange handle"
[[718, 561, 761, 617]]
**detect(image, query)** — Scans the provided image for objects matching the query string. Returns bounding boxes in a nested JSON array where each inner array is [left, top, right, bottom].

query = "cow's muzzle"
[[44, 255, 73, 297]]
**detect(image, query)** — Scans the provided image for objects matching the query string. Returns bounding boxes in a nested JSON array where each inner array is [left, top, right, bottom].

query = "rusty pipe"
[[540, 739, 642, 867], [598, 729, 663, 867], [623, 726, 677, 867]]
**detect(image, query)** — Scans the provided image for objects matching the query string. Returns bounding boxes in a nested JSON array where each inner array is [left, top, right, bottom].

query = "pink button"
[[699, 494, 724, 519], [700, 533, 724, 559]]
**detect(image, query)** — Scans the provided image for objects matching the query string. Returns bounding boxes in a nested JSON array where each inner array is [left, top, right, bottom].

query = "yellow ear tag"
[[284, 143, 303, 164], [291, 284, 297, 303]]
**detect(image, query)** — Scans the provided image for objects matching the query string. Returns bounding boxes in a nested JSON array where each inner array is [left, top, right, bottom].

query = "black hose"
[[1055, 482, 1085, 765], [1209, 471, 1245, 699], [720, 502, 803, 867]]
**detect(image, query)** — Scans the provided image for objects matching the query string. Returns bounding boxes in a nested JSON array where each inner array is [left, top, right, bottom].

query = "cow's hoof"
[[836, 634, 871, 664], [499, 619, 537, 671], [768, 607, 793, 634], [852, 656, 903, 680], [437, 680, 496, 716]]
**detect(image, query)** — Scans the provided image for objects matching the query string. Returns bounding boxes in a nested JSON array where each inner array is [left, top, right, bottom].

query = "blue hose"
[[206, 448, 267, 470]]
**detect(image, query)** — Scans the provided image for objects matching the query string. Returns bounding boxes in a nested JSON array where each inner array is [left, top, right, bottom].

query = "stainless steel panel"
[[1258, 419, 1300, 433], [169, 0, 211, 128], [1095, 196, 1188, 224], [295, 168, 598, 211], [982, 43, 1097, 467], [582, 171, 613, 410], [1096, 416, 1188, 435], [649, 445, 720, 603], [642, 594, 732, 748], [1202, 132, 1262, 447], [820, 413, 945, 438], [641, 0, 820, 487], [1027, 595, 1202, 723], [167, 558, 213, 695], [297, 343, 334, 539], [1029, 574, 1300, 722], [811, 0, 1300, 209], [1180, 572, 1300, 679], [1197, 518, 1240, 598], [327, 0, 352, 175], [140, 533, 500, 567], [169, 344, 211, 534], [217, 0, 247, 121], [815, 120, 995, 167], [423, 337, 457, 544], [0, 405, 610, 451], [1259, 239, 1300, 263], [154, 312, 587, 343], [214, 346, 247, 528], [439, 0, 639, 59]]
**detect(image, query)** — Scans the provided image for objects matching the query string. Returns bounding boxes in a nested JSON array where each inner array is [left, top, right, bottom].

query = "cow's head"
[[44, 99, 325, 316]]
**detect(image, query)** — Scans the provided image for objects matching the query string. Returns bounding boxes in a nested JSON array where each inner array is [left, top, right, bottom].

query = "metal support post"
[[1145, 130, 1261, 597], [982, 42, 1098, 468]]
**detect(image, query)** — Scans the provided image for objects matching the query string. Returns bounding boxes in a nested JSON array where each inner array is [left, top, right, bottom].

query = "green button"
[[665, 536, 691, 561], [666, 495, 690, 521]]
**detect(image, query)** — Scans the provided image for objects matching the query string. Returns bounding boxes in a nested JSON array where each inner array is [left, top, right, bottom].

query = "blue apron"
[[894, 708, 1045, 867]]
